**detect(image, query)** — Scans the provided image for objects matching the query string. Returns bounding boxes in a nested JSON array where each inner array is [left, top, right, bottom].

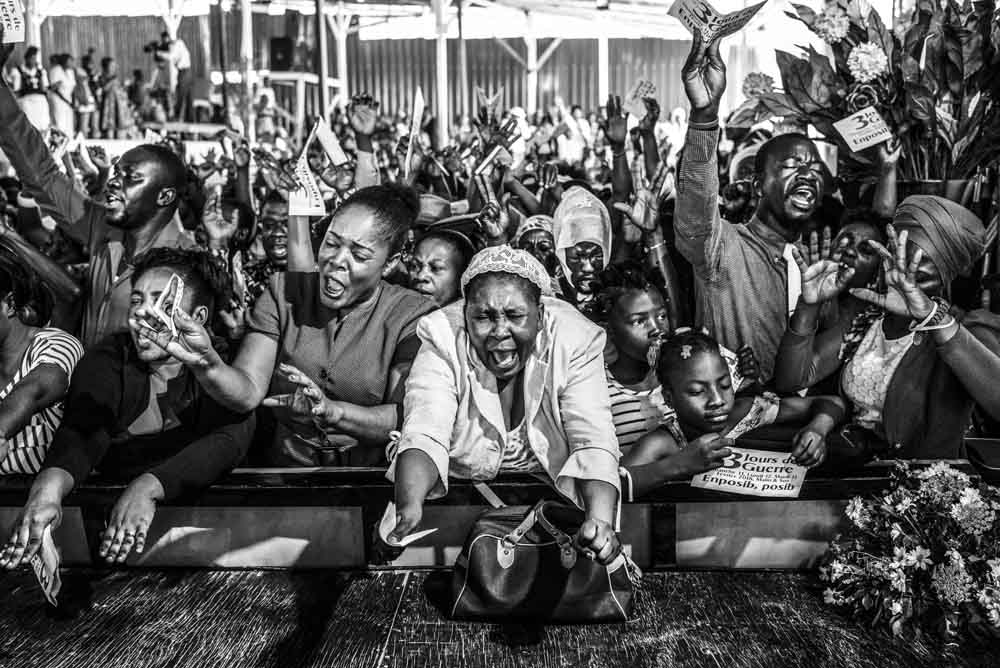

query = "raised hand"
[[850, 225, 936, 320], [348, 94, 379, 137], [791, 228, 854, 305], [612, 162, 670, 231], [129, 306, 218, 369], [604, 95, 628, 149], [637, 97, 661, 134], [875, 135, 902, 167], [233, 139, 252, 169], [539, 163, 559, 191], [682, 33, 727, 122]]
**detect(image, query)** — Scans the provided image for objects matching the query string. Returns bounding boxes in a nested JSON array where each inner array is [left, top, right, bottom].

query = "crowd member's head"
[[408, 229, 475, 307], [657, 330, 734, 436], [101, 56, 116, 77], [0, 250, 51, 331], [752, 133, 825, 237], [103, 144, 187, 231], [23, 46, 38, 69], [834, 217, 885, 290], [890, 195, 986, 298], [317, 183, 418, 310], [461, 246, 551, 382], [513, 215, 557, 275], [129, 248, 230, 364], [259, 191, 289, 267], [552, 187, 611, 296], [597, 261, 670, 369]]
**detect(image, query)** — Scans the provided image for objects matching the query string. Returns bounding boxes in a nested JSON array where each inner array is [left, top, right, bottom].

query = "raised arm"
[[674, 35, 729, 277], [349, 94, 382, 188]]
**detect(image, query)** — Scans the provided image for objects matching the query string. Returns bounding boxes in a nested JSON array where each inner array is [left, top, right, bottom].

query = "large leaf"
[[905, 83, 937, 124], [727, 98, 767, 128], [806, 46, 843, 107], [758, 91, 803, 117], [786, 3, 817, 27], [774, 50, 824, 113], [866, 8, 894, 64]]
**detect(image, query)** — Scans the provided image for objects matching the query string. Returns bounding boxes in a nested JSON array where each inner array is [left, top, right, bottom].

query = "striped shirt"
[[0, 328, 84, 474], [606, 368, 675, 454]]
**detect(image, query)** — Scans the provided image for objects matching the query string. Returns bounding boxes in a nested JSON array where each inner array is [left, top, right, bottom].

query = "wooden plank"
[[0, 570, 406, 668]]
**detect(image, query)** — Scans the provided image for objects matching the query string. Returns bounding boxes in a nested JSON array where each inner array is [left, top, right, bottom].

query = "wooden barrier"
[[0, 460, 976, 571]]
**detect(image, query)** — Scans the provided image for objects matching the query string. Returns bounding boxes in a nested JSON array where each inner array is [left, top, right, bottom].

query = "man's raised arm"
[[673, 34, 730, 278]]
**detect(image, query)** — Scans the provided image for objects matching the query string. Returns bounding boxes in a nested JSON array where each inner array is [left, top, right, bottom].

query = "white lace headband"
[[460, 245, 554, 297]]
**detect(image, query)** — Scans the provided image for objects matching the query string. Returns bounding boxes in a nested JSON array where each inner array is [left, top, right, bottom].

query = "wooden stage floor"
[[0, 569, 989, 667]]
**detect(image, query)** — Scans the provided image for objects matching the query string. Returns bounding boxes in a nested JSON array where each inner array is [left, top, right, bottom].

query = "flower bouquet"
[[735, 0, 1000, 184], [821, 462, 1000, 646]]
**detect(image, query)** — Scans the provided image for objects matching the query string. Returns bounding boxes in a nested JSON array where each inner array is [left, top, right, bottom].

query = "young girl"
[[621, 330, 845, 498]]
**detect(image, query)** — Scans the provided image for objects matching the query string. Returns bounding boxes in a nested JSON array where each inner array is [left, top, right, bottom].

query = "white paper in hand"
[[833, 106, 892, 153], [288, 154, 326, 216], [404, 87, 426, 178], [668, 0, 767, 43], [0, 0, 25, 44], [29, 525, 62, 606], [624, 80, 656, 120], [378, 501, 438, 547], [150, 273, 185, 338], [314, 118, 350, 166]]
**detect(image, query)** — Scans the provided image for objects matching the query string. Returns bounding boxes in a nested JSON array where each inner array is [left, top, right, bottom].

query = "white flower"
[[894, 496, 914, 513], [847, 43, 889, 83], [830, 560, 847, 580], [846, 496, 868, 527], [824, 588, 841, 605], [889, 567, 908, 593], [932, 561, 972, 606], [951, 492, 996, 536], [890, 600, 903, 616], [813, 4, 850, 43], [908, 546, 933, 571], [988, 559, 1000, 583]]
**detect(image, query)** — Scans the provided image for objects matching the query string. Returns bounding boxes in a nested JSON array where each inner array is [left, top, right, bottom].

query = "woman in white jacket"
[[387, 246, 622, 563]]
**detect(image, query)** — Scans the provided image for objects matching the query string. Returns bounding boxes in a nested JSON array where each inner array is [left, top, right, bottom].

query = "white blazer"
[[387, 297, 621, 507]]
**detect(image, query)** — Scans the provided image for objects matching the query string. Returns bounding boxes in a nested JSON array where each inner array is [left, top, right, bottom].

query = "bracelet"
[[909, 297, 955, 332], [619, 466, 634, 503], [688, 118, 720, 131], [646, 241, 667, 252], [612, 151, 627, 160]]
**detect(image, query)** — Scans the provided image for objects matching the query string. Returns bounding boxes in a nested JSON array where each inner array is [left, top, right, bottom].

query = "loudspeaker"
[[270, 37, 294, 71]]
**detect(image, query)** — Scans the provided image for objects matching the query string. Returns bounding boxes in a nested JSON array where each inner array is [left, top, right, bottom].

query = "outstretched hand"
[[681, 33, 726, 122], [128, 306, 217, 370], [604, 95, 628, 149], [348, 94, 379, 136], [790, 228, 854, 305], [850, 224, 936, 321]]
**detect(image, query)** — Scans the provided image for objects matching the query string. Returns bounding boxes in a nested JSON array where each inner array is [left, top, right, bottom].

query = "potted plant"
[[732, 0, 1000, 202]]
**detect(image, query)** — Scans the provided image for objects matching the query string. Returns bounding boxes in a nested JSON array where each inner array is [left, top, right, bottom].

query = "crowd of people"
[[0, 30, 998, 571], [4, 32, 197, 141]]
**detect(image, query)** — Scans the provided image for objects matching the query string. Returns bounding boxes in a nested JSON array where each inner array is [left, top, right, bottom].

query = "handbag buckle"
[[497, 538, 516, 569], [560, 543, 577, 569]]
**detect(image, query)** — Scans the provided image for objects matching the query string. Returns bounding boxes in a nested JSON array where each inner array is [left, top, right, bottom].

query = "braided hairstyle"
[[655, 329, 721, 390], [0, 246, 52, 326], [592, 260, 667, 325]]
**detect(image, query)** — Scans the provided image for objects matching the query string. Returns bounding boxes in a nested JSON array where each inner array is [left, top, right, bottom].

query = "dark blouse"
[[245, 272, 436, 465]]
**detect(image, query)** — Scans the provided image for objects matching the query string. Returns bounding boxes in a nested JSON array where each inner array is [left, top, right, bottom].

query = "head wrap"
[[512, 215, 554, 247], [552, 186, 612, 286], [460, 245, 554, 297], [892, 195, 986, 287]]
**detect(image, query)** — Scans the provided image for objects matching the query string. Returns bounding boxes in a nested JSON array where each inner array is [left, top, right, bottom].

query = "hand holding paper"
[[379, 501, 437, 547], [669, 0, 767, 44]]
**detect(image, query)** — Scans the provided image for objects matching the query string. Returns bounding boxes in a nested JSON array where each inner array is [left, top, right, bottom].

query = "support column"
[[524, 12, 537, 115], [23, 0, 45, 48], [315, 0, 330, 123], [330, 2, 349, 108], [597, 36, 609, 104], [457, 0, 468, 118], [432, 0, 449, 149], [240, 0, 255, 140]]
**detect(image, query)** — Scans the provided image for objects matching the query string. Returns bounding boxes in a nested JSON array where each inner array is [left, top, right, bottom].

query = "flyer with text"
[[691, 447, 807, 497]]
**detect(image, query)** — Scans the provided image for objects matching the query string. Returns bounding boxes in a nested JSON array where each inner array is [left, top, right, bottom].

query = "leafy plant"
[[822, 462, 1000, 647], [740, 0, 1000, 182]]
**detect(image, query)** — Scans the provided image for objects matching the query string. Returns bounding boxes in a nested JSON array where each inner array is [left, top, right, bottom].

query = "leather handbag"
[[448, 500, 638, 623]]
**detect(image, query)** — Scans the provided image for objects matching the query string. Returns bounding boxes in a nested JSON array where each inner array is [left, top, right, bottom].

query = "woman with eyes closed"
[[776, 195, 1000, 459], [387, 247, 623, 564], [142, 184, 437, 466]]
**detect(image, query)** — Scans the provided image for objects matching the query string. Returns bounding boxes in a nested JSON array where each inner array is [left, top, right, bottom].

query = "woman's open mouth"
[[488, 349, 518, 371], [323, 276, 346, 299]]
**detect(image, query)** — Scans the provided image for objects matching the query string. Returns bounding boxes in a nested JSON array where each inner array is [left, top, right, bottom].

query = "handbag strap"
[[499, 500, 544, 548]]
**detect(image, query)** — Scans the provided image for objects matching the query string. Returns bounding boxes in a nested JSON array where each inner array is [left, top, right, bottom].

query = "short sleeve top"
[[0, 328, 84, 474], [246, 272, 436, 465]]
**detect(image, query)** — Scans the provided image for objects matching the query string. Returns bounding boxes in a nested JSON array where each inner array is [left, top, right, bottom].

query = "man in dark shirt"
[[0, 41, 195, 346], [0, 249, 253, 568], [675, 34, 827, 381]]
